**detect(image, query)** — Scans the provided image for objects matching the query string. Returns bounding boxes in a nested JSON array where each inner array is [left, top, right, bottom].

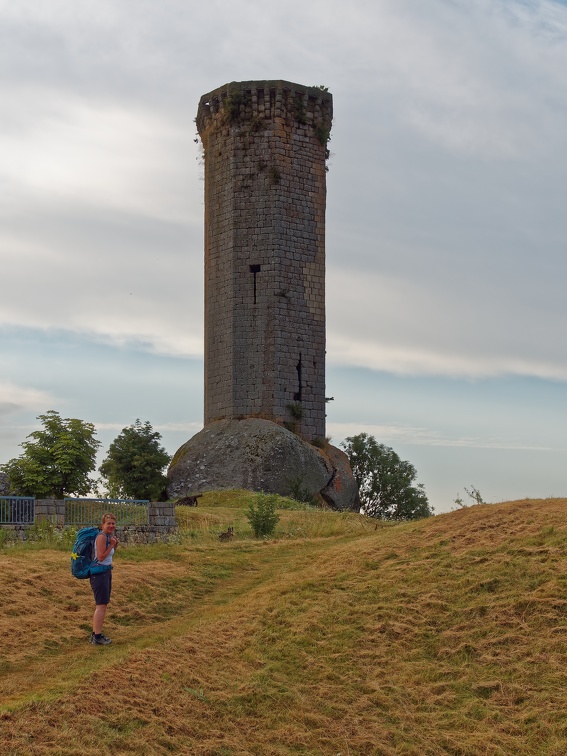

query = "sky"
[[1, 0, 567, 513]]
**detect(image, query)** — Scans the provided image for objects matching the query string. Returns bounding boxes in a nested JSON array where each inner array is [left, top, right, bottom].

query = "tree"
[[1, 410, 101, 498], [341, 433, 433, 520], [99, 419, 171, 501]]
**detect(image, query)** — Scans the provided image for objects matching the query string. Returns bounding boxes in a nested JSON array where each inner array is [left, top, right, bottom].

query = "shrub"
[[288, 476, 318, 506], [246, 494, 280, 538]]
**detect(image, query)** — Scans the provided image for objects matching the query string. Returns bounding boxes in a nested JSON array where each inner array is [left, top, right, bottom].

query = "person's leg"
[[93, 603, 107, 634], [89, 572, 112, 642]]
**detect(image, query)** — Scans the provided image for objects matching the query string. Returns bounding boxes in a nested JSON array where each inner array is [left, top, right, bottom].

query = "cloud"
[[326, 259, 567, 380], [1, 0, 567, 511], [328, 421, 561, 452], [2, 0, 567, 377], [1, 90, 200, 222], [0, 187, 204, 356], [338, 0, 567, 158], [0, 383, 55, 416], [95, 420, 202, 434]]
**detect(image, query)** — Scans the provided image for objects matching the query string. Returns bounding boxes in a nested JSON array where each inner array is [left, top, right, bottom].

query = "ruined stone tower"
[[196, 80, 332, 441], [167, 82, 356, 508]]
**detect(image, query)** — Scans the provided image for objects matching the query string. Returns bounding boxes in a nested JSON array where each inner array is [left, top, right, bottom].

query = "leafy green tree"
[[99, 419, 171, 501], [1, 410, 101, 498], [341, 433, 433, 520]]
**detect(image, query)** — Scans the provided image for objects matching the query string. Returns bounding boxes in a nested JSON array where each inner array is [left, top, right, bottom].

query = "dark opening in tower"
[[249, 264, 261, 304], [294, 354, 302, 402]]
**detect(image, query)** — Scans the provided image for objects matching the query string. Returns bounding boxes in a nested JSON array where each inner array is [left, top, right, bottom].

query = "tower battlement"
[[196, 80, 332, 140], [197, 80, 332, 442]]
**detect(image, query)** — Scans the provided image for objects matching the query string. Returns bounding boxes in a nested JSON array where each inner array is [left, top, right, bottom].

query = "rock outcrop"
[[0, 472, 10, 496], [167, 418, 358, 511], [319, 444, 360, 511]]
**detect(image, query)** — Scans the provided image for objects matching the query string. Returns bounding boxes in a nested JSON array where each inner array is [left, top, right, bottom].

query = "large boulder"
[[319, 444, 360, 511], [167, 418, 358, 510]]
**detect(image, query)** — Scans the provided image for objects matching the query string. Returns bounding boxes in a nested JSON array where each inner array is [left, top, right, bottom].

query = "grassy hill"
[[2, 493, 567, 754]]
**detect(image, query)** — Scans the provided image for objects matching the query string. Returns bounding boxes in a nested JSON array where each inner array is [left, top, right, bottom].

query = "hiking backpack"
[[70, 527, 112, 579]]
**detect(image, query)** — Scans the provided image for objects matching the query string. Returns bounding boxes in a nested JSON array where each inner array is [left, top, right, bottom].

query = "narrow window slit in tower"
[[250, 264, 261, 304], [294, 354, 303, 401]]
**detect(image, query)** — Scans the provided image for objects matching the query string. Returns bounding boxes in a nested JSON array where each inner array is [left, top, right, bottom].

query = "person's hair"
[[101, 512, 116, 525]]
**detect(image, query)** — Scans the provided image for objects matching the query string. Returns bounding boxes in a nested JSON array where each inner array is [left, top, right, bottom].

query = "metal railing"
[[0, 497, 36, 525], [64, 498, 150, 526]]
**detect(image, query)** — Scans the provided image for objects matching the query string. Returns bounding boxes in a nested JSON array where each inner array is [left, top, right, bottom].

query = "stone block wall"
[[196, 80, 332, 441], [36, 498, 66, 526]]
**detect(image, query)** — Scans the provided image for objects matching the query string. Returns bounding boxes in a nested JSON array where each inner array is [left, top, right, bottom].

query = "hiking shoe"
[[90, 632, 112, 645]]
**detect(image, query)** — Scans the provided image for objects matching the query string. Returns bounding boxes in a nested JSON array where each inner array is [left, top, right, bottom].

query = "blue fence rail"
[[64, 498, 150, 526], [0, 497, 36, 525]]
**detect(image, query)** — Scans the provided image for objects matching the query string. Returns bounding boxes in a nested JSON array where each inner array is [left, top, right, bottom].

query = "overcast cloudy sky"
[[2, 0, 566, 512]]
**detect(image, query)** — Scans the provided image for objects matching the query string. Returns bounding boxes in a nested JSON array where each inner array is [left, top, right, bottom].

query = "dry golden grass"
[[2, 497, 567, 754]]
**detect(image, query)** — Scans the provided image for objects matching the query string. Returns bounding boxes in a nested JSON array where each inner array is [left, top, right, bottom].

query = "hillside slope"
[[2, 497, 567, 754]]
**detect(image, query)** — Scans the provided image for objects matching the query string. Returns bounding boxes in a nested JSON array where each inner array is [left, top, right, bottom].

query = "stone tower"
[[196, 80, 332, 441]]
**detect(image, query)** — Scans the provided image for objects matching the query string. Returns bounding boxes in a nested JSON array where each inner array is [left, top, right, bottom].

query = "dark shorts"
[[90, 570, 112, 606]]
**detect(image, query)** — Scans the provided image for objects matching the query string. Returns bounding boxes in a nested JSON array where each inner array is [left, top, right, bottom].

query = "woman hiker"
[[90, 512, 119, 645]]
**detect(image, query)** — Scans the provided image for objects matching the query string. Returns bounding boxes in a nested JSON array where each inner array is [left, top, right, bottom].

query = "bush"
[[287, 475, 317, 506], [246, 494, 280, 538]]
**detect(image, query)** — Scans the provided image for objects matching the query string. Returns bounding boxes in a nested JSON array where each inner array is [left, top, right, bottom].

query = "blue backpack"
[[70, 527, 112, 579]]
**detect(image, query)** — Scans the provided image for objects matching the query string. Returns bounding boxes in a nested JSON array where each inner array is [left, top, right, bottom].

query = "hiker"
[[90, 512, 119, 645]]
